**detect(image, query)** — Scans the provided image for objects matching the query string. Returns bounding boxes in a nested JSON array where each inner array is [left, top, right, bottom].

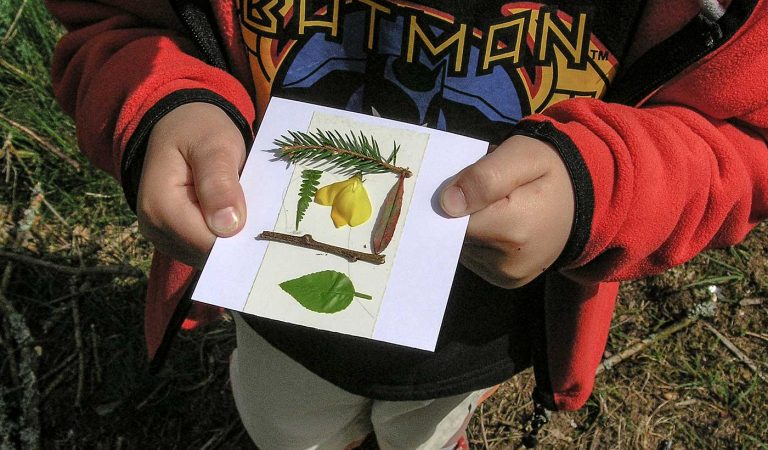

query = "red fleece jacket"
[[47, 0, 768, 410]]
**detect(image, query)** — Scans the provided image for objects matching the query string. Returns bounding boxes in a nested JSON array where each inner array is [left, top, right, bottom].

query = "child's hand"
[[137, 102, 247, 267], [440, 135, 574, 288]]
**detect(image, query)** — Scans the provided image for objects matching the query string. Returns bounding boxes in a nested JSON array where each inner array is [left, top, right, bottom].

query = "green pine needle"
[[274, 129, 411, 178]]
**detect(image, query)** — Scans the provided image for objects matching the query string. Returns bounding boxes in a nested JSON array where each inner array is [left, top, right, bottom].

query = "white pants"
[[230, 313, 496, 450]]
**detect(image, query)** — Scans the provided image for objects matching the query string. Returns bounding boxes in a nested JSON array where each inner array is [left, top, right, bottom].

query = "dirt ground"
[[2, 223, 766, 449], [1, 1, 767, 448]]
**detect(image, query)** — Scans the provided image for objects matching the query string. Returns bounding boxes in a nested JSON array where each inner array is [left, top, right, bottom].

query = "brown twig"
[[257, 231, 385, 265], [39, 353, 77, 384], [3, 353, 78, 398], [0, 387, 12, 450], [0, 263, 40, 449], [0, 307, 19, 386], [48, 284, 104, 305], [0, 250, 143, 277], [739, 297, 766, 307], [0, 58, 31, 84], [745, 331, 768, 344], [2, 133, 13, 184], [1, 0, 28, 44], [90, 324, 102, 384], [70, 291, 85, 408], [0, 111, 80, 171], [135, 379, 171, 410], [702, 322, 768, 384], [41, 366, 74, 401], [479, 403, 490, 449], [597, 314, 703, 375], [41, 195, 70, 227], [199, 419, 240, 450], [597, 299, 719, 374], [37, 354, 78, 400]]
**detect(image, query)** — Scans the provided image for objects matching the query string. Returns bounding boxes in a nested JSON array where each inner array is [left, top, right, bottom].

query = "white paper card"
[[192, 97, 487, 351]]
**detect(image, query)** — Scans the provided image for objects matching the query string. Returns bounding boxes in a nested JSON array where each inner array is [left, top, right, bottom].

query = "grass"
[[1, 1, 767, 448]]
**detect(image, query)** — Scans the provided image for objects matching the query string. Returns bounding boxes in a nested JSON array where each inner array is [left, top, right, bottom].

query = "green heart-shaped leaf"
[[279, 270, 371, 314]]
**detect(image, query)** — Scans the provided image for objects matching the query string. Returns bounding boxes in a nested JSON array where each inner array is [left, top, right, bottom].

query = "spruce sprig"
[[275, 129, 411, 178], [296, 169, 322, 230]]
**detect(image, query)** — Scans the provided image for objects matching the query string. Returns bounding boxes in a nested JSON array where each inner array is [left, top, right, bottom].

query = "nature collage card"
[[192, 97, 487, 351]]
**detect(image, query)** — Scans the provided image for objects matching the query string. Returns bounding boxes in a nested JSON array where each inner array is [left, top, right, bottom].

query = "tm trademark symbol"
[[590, 49, 610, 61]]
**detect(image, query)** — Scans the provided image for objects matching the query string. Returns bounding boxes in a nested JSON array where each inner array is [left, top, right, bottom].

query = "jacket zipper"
[[605, 0, 758, 106], [170, 0, 229, 70], [634, 16, 723, 106]]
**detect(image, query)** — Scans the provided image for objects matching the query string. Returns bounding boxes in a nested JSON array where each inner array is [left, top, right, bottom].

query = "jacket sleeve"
[[47, 0, 256, 209], [514, 5, 768, 284]]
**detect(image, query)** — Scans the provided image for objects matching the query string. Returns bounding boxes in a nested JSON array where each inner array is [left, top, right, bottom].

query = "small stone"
[[662, 391, 679, 401]]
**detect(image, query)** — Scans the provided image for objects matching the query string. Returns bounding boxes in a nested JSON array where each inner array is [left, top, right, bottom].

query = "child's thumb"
[[187, 142, 247, 237], [439, 137, 549, 217]]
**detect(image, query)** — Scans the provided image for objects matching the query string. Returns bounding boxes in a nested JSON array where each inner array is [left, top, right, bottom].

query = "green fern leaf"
[[296, 169, 322, 229]]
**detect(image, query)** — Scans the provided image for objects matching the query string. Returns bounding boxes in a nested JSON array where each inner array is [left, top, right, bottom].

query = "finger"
[[186, 140, 247, 237], [140, 194, 214, 267], [440, 136, 553, 217], [138, 151, 216, 266]]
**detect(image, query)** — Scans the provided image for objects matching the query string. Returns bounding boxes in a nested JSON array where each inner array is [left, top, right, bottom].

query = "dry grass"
[[1, 2, 766, 449]]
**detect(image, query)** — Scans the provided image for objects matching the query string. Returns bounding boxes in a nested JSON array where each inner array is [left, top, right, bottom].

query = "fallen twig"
[[739, 297, 766, 307], [2, 133, 13, 184], [40, 195, 70, 227], [745, 331, 768, 344], [479, 403, 490, 449], [702, 322, 768, 384], [0, 111, 80, 171], [48, 284, 105, 305], [39, 353, 78, 385], [41, 364, 74, 401], [0, 250, 143, 277], [1, 0, 29, 44], [2, 353, 77, 398], [257, 231, 385, 265], [135, 379, 172, 411], [0, 59, 32, 84], [90, 324, 103, 384], [199, 419, 240, 450], [70, 289, 85, 408], [0, 313, 19, 385], [597, 315, 699, 374], [674, 399, 698, 408], [0, 386, 13, 449], [0, 263, 40, 449], [597, 300, 717, 374], [16, 184, 43, 251]]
